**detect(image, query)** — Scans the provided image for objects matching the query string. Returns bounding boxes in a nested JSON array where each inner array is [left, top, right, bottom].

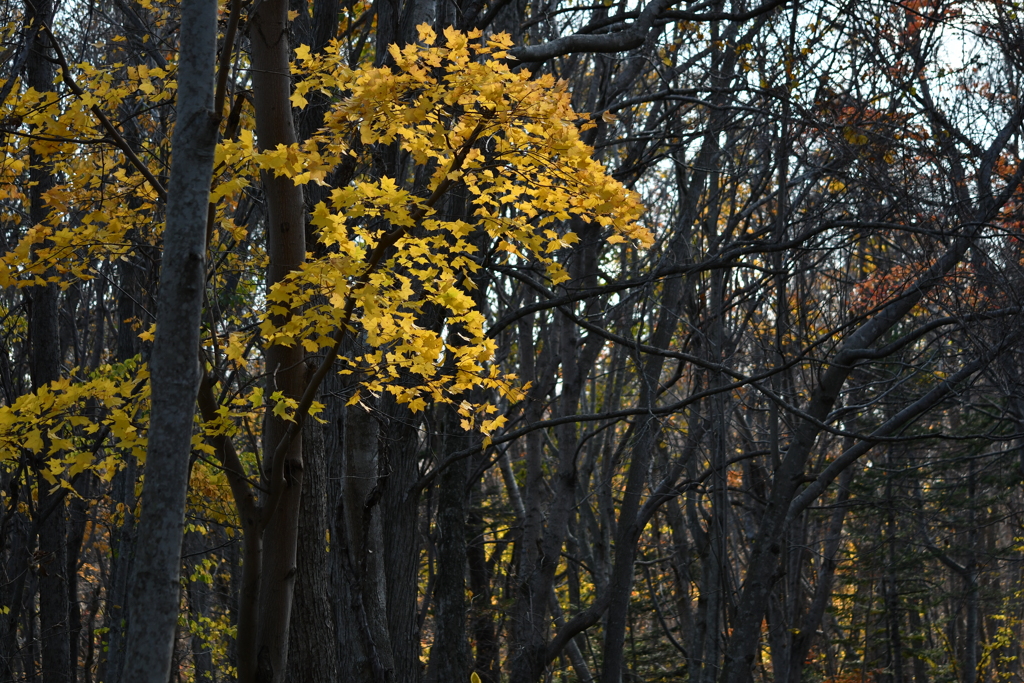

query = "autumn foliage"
[[2, 0, 1024, 682]]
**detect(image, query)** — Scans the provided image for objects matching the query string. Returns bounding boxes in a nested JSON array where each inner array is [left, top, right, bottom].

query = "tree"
[[120, 0, 219, 680], [2, 0, 1024, 682]]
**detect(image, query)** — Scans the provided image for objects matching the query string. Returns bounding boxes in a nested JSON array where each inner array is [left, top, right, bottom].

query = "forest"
[[1, 0, 1023, 681]]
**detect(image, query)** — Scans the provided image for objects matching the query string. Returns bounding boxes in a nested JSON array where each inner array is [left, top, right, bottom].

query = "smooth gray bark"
[[120, 0, 219, 679], [248, 0, 307, 676]]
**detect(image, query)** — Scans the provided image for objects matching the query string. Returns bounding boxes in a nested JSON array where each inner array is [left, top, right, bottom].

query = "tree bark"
[[378, 398, 423, 683], [98, 290, 143, 680], [425, 408, 470, 683], [785, 467, 854, 683], [25, 0, 70, 679], [334, 401, 394, 683], [467, 475, 499, 683], [285, 382, 338, 683], [719, 226, 994, 683], [66, 475, 93, 683], [120, 0, 219, 679], [247, 0, 307, 678], [185, 530, 215, 683], [508, 287, 602, 683]]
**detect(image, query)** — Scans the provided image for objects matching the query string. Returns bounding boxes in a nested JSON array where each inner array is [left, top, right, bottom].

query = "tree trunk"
[[23, 2, 70, 680], [425, 408, 470, 683], [467, 475, 499, 683], [720, 224, 991, 683], [120, 0, 219, 678], [66, 475, 93, 683], [378, 399, 423, 683], [334, 401, 395, 683], [96, 456, 138, 682], [0, 499, 32, 681], [600, 130, 707, 683], [247, 0, 307, 678], [97, 142, 149, 682], [285, 389, 338, 683], [22, 2, 69, 680], [509, 302, 600, 683], [785, 466, 854, 683], [186, 530, 215, 683]]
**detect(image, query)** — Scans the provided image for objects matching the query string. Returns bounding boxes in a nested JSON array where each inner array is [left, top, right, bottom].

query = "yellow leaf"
[[272, 400, 293, 421], [225, 333, 248, 363], [41, 463, 59, 485], [70, 450, 92, 477], [25, 430, 44, 453], [417, 23, 437, 44]]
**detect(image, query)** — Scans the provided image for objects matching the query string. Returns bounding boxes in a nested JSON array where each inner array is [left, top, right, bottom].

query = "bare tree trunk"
[[963, 462, 980, 683], [334, 402, 394, 683], [425, 408, 470, 683], [378, 399, 423, 683], [508, 299, 601, 683], [32, 269, 68, 683], [22, 2, 70, 680], [785, 467, 854, 683], [720, 226, 993, 683], [467, 475, 499, 683], [884, 460, 905, 683], [907, 602, 930, 683], [247, 0, 306, 678], [285, 393, 338, 683], [186, 530, 215, 683], [120, 0, 219, 679], [0, 497, 32, 681], [599, 95, 712, 680]]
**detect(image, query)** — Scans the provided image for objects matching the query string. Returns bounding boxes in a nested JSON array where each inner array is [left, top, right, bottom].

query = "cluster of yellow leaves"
[[237, 25, 649, 416], [0, 359, 149, 487], [0, 55, 173, 287], [1, 18, 649, 441]]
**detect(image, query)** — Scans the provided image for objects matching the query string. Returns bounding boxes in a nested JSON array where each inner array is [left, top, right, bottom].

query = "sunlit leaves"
[[0, 23, 646, 438], [0, 50, 172, 287], [0, 359, 149, 484], [235, 27, 648, 419]]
